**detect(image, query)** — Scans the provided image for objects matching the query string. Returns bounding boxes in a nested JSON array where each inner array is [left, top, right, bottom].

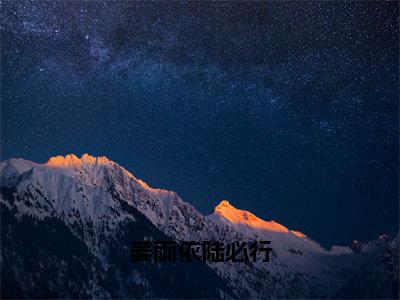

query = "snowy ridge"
[[206, 199, 324, 255], [1, 154, 398, 299]]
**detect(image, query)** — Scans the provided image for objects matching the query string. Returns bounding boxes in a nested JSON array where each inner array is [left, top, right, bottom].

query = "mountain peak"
[[211, 199, 289, 233], [216, 200, 232, 208], [46, 153, 114, 167]]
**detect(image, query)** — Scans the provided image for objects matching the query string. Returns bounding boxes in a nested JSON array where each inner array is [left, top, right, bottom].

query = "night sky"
[[1, 1, 398, 246]]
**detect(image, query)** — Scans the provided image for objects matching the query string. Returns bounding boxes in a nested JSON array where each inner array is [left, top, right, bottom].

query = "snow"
[[327, 245, 353, 255], [212, 199, 289, 233], [2, 153, 395, 299], [291, 230, 307, 238], [1, 158, 38, 183], [206, 199, 325, 256]]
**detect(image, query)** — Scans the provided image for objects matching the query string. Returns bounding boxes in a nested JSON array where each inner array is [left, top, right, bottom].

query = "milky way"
[[1, 1, 398, 245]]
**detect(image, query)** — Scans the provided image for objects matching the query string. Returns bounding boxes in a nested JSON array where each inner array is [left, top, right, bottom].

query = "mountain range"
[[1, 154, 398, 299]]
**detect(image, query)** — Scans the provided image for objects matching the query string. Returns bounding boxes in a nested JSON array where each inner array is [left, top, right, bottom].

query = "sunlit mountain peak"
[[46, 153, 113, 167], [212, 199, 290, 233], [216, 199, 232, 208], [45, 153, 178, 202]]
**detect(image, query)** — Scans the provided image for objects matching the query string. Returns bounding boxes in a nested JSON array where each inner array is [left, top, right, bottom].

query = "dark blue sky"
[[1, 1, 398, 246]]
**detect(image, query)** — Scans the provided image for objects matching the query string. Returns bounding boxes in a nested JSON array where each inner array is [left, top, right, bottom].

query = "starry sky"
[[1, 1, 398, 246]]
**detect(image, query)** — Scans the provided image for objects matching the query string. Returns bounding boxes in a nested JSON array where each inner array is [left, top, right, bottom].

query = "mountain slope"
[[0, 155, 231, 299], [1, 154, 398, 299], [207, 199, 325, 254]]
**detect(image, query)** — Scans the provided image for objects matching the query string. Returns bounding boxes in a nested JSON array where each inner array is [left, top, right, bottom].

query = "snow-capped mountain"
[[1, 154, 398, 299], [1, 154, 231, 298], [207, 199, 325, 254]]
